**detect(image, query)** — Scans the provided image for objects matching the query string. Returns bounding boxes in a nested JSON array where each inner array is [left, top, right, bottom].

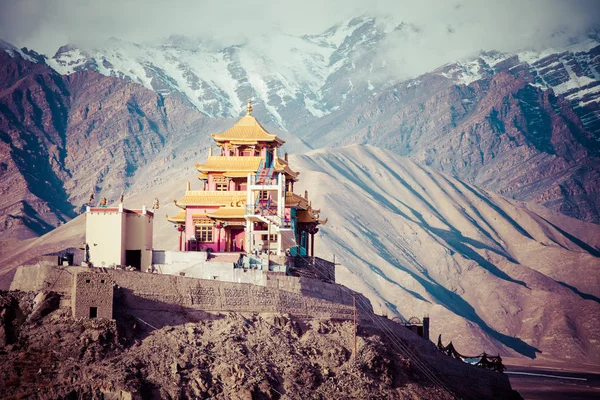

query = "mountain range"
[[1, 15, 599, 365], [15, 17, 600, 223]]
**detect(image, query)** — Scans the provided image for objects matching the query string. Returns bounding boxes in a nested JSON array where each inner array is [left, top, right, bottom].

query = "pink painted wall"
[[218, 226, 226, 251], [185, 206, 219, 252], [232, 230, 245, 252]]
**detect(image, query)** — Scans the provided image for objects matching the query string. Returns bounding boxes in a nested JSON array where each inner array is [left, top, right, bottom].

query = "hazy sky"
[[1, 0, 598, 59]]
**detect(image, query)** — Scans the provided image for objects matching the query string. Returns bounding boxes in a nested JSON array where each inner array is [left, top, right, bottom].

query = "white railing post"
[[246, 173, 253, 253], [277, 173, 284, 225]]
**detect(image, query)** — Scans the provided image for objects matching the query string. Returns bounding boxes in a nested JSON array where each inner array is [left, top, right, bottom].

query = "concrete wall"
[[72, 272, 114, 319], [124, 212, 153, 270], [154, 262, 268, 286], [151, 252, 291, 285], [111, 270, 358, 319], [85, 207, 153, 270], [152, 251, 208, 265], [9, 263, 88, 292], [86, 210, 125, 267]]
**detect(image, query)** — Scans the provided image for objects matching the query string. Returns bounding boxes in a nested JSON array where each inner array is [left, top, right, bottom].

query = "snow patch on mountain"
[[46, 16, 401, 130]]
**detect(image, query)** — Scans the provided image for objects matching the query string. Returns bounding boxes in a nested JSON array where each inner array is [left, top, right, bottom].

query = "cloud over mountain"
[[2, 0, 599, 80]]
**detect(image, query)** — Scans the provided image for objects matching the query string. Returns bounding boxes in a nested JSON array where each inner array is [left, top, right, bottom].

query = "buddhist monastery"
[[168, 100, 325, 257]]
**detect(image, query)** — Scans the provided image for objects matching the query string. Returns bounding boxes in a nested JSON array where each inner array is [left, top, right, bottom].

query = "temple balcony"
[[247, 172, 281, 190], [244, 206, 292, 229]]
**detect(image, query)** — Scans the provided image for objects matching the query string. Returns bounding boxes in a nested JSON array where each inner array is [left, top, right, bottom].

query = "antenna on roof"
[[247, 98, 253, 115]]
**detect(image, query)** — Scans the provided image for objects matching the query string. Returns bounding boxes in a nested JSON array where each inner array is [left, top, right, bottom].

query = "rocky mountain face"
[[0, 47, 212, 240], [0, 47, 73, 240], [298, 42, 600, 223]]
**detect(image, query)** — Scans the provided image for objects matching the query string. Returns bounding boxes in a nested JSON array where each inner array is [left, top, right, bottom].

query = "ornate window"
[[195, 225, 214, 243], [214, 176, 229, 191]]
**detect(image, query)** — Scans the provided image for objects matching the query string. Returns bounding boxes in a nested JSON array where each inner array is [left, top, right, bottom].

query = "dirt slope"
[[0, 291, 520, 399]]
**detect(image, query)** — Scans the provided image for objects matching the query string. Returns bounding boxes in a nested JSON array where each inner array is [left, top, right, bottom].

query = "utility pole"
[[353, 294, 357, 361]]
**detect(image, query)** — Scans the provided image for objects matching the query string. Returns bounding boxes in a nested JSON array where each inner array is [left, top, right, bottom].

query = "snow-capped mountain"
[[46, 17, 600, 138], [48, 16, 400, 131], [3, 19, 600, 227], [438, 38, 600, 140]]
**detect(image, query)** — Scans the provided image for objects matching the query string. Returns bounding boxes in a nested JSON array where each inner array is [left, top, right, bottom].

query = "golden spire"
[[246, 99, 253, 115]]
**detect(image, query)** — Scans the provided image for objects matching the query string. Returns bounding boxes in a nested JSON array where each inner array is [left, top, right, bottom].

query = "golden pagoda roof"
[[297, 207, 327, 225], [166, 211, 186, 223], [206, 206, 246, 219], [297, 210, 317, 223], [175, 190, 247, 207], [286, 192, 309, 209], [196, 156, 263, 173], [195, 156, 299, 181], [211, 114, 284, 145], [275, 157, 299, 180]]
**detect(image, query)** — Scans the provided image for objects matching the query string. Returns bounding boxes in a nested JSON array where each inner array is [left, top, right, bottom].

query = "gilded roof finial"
[[246, 99, 253, 115]]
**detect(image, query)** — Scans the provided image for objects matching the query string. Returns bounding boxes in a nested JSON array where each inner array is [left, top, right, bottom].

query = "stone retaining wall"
[[10, 264, 371, 320]]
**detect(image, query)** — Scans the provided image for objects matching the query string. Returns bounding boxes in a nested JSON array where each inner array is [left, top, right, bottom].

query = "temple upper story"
[[211, 99, 284, 147], [168, 100, 325, 257]]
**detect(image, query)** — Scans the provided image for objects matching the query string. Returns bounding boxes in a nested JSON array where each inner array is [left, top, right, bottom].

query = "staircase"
[[246, 162, 296, 254], [255, 167, 270, 184]]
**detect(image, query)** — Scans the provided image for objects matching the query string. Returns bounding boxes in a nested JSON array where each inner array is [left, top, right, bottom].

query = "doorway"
[[89, 307, 98, 318], [125, 250, 142, 270]]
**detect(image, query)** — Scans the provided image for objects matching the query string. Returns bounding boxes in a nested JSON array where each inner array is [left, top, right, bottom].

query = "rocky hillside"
[[0, 290, 520, 400], [291, 146, 600, 364], [298, 43, 600, 223]]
